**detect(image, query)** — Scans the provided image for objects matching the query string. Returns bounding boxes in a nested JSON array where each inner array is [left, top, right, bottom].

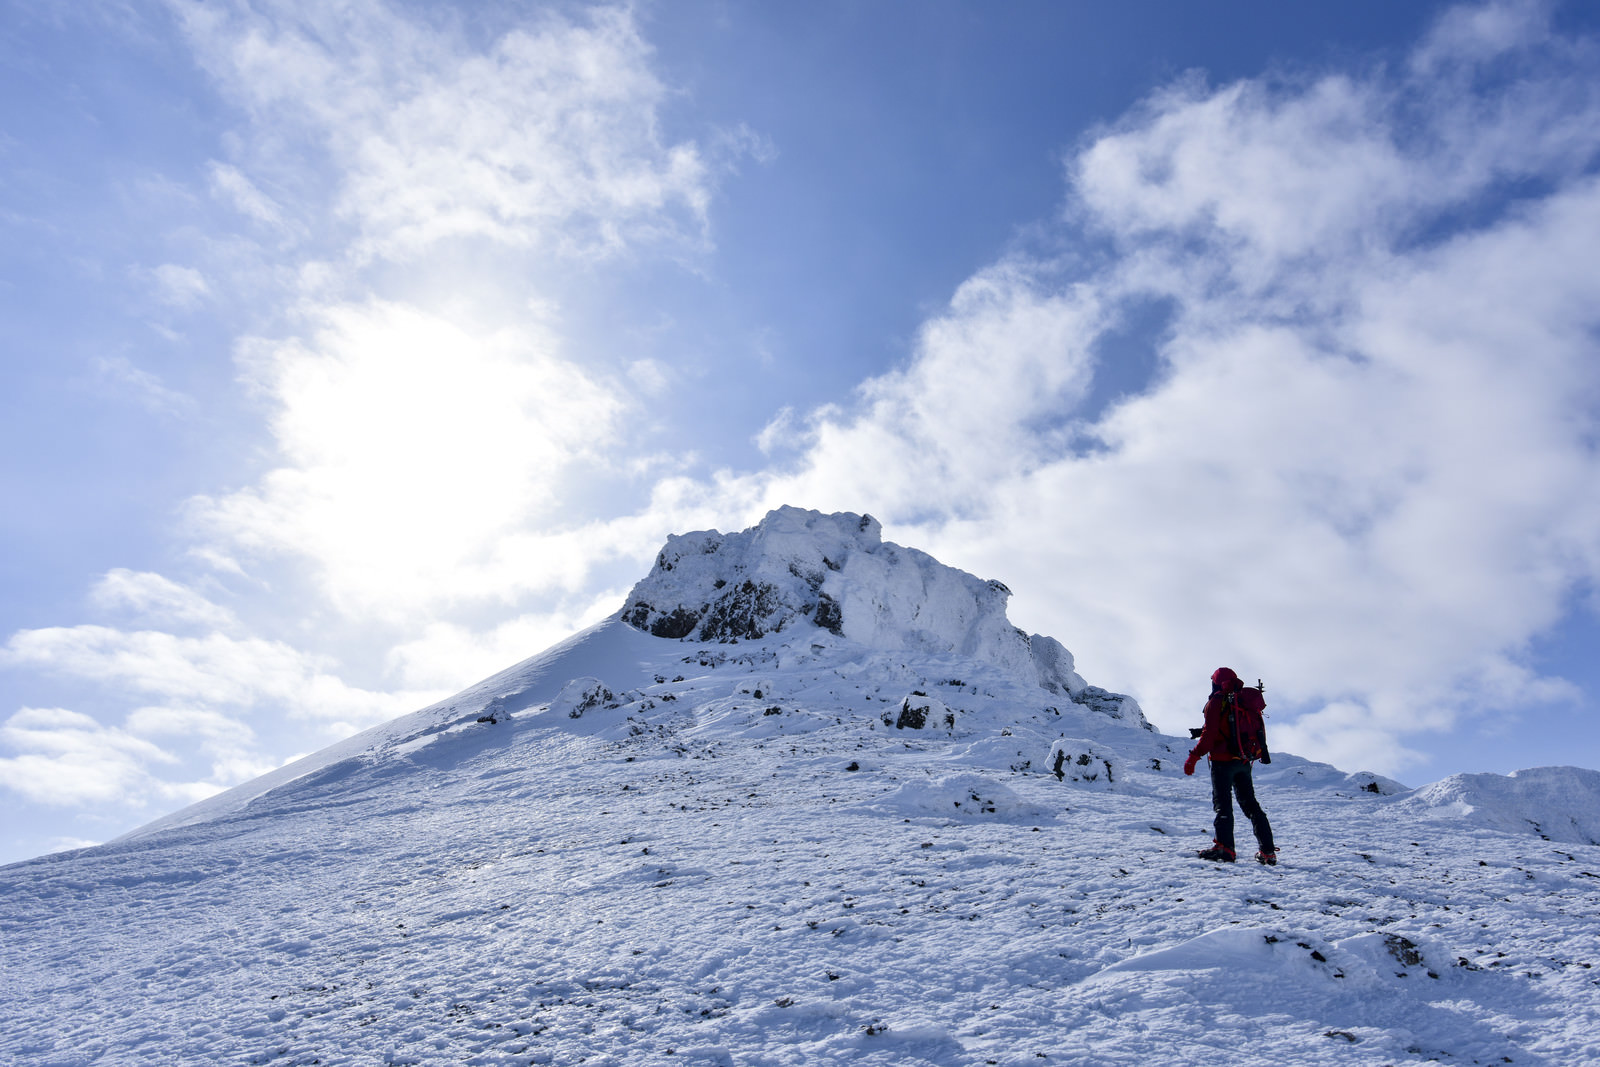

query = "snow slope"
[[1396, 766, 1600, 846], [3, 509, 1598, 1066]]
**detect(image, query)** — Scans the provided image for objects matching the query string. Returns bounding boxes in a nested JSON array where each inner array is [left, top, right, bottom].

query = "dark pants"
[[1210, 759, 1274, 854]]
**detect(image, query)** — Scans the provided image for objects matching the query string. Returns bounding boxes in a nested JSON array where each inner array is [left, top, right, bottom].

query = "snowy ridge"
[[4, 511, 1600, 1065], [1396, 765, 1600, 845], [119, 615, 673, 841]]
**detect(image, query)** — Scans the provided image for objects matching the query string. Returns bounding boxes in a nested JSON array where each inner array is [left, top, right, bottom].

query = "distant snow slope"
[[1397, 765, 1600, 845], [3, 509, 1598, 1066]]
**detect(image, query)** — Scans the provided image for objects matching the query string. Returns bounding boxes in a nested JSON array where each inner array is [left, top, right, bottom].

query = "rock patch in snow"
[[551, 677, 618, 720]]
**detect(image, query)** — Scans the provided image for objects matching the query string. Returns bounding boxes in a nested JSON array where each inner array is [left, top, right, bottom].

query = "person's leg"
[[1233, 765, 1275, 853], [1209, 760, 1236, 853]]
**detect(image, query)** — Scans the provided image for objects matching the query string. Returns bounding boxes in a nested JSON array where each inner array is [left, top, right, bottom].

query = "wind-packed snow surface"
[[4, 508, 1599, 1066]]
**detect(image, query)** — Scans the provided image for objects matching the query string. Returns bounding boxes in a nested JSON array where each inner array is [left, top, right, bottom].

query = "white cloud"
[[628, 358, 670, 396], [731, 264, 1104, 519], [1411, 0, 1552, 73], [1076, 74, 1411, 272], [1, 624, 424, 728], [0, 708, 175, 807], [91, 355, 194, 417], [0, 610, 435, 818], [385, 590, 622, 693], [671, 0, 1600, 775], [150, 263, 211, 308], [6, 1, 731, 838], [125, 706, 276, 785], [125, 705, 255, 747], [91, 569, 238, 630], [207, 160, 287, 229], [172, 0, 709, 262], [755, 406, 800, 455]]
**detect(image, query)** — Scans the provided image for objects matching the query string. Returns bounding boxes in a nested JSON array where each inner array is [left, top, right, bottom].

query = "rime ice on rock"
[[622, 506, 1149, 729]]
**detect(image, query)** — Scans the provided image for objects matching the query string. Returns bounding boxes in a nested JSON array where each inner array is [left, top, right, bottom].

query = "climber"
[[1184, 667, 1276, 865]]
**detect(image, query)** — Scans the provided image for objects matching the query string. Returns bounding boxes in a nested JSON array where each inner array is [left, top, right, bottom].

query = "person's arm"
[[1184, 695, 1225, 774]]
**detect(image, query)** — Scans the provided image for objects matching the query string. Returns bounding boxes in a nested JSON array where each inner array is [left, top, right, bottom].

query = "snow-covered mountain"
[[4, 508, 1598, 1066], [620, 508, 1123, 717]]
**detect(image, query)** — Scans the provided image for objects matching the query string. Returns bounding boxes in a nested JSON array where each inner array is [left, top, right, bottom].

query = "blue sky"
[[4, 0, 1600, 865]]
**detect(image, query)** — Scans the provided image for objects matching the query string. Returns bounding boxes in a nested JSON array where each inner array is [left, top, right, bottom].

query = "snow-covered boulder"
[[1047, 738, 1120, 789], [551, 677, 617, 720], [1392, 766, 1600, 845], [887, 691, 956, 731], [622, 506, 1145, 726]]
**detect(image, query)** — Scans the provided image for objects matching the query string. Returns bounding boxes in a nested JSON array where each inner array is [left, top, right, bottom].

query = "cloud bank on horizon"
[[3, 0, 1600, 857]]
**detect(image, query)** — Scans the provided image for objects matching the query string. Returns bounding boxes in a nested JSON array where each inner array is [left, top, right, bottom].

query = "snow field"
[[4, 630, 1598, 1066]]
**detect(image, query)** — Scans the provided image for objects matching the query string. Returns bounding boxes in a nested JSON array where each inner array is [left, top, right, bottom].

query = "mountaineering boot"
[[1255, 850, 1278, 866], [1197, 842, 1236, 863]]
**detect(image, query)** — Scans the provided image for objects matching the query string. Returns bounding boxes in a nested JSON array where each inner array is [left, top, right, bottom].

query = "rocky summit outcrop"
[[621, 506, 1148, 728]]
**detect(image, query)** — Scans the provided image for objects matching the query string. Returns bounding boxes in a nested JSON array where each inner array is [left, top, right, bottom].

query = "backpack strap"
[[1222, 691, 1245, 760]]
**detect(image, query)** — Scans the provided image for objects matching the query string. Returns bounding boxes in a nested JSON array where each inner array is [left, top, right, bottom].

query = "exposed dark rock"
[[1385, 935, 1424, 969], [699, 580, 782, 641], [643, 605, 702, 640], [814, 594, 843, 635]]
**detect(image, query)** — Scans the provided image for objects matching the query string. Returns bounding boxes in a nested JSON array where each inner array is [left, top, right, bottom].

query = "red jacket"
[[1189, 667, 1245, 765], [1189, 690, 1243, 764]]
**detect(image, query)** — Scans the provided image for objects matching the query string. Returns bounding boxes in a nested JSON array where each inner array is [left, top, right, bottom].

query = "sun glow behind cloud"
[[196, 300, 624, 617], [162, 1, 727, 626]]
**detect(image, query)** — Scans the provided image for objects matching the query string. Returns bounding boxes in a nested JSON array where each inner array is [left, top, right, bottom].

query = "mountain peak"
[[622, 506, 1148, 729], [623, 506, 879, 641]]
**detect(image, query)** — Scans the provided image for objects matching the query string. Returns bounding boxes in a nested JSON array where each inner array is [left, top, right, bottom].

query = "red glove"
[[1183, 752, 1198, 776]]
